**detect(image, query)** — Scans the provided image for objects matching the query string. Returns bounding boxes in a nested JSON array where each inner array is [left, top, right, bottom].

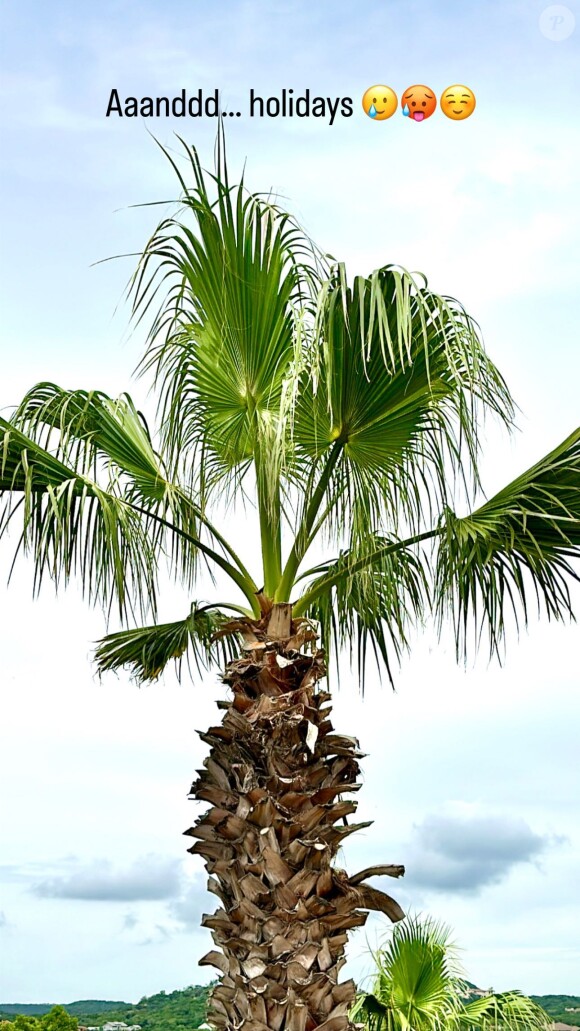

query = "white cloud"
[[32, 855, 183, 902], [168, 875, 206, 928], [404, 810, 557, 893], [137, 923, 172, 947], [122, 910, 138, 930]]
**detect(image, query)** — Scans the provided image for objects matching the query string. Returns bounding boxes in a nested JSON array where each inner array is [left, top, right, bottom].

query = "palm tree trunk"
[[187, 602, 405, 1031]]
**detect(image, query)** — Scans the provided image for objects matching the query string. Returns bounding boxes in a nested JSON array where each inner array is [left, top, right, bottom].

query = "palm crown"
[[1, 138, 578, 685]]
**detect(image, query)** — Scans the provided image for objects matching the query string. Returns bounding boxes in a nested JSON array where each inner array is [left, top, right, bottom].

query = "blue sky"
[[1, 0, 579, 1005]]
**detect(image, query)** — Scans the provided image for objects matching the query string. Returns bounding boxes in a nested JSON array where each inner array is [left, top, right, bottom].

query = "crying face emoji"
[[401, 85, 436, 122], [362, 85, 398, 120]]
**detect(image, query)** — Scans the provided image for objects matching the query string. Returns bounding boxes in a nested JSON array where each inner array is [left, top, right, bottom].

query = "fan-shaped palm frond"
[[275, 268, 514, 602], [9, 381, 258, 599], [460, 990, 550, 1029], [294, 427, 580, 671], [13, 382, 166, 496], [0, 417, 158, 619], [94, 602, 243, 683], [0, 393, 259, 619], [352, 915, 550, 1031], [298, 534, 430, 686], [293, 267, 512, 538], [131, 137, 324, 595], [435, 426, 580, 657], [351, 915, 464, 1031]]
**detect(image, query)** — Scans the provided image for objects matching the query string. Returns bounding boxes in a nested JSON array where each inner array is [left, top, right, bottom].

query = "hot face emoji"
[[362, 85, 398, 120], [401, 85, 436, 122], [440, 85, 476, 120]]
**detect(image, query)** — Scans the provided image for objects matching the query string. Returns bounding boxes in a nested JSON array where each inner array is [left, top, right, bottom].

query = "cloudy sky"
[[1, 0, 579, 1006]]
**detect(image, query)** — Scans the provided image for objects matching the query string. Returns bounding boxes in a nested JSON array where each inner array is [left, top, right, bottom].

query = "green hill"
[[531, 995, 580, 1027], [0, 1006, 125, 1019], [91, 986, 210, 1030], [0, 987, 211, 1031], [2, 986, 580, 1030]]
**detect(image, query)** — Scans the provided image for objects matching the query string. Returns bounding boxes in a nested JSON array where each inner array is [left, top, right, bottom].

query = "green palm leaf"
[[94, 603, 242, 683], [460, 991, 550, 1029], [8, 382, 257, 599], [292, 266, 513, 544], [275, 266, 514, 606], [299, 534, 430, 687], [352, 915, 464, 1031], [295, 427, 580, 673], [0, 417, 158, 619], [0, 408, 258, 619], [352, 916, 550, 1031], [436, 426, 580, 657], [13, 382, 165, 495], [131, 138, 324, 593]]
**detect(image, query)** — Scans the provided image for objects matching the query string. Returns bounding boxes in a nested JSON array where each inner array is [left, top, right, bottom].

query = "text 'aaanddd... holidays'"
[[105, 88, 354, 125]]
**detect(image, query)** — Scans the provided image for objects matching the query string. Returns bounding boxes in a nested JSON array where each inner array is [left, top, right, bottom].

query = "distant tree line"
[[0, 1007, 78, 1031], [0, 989, 211, 1031], [3, 984, 580, 1030]]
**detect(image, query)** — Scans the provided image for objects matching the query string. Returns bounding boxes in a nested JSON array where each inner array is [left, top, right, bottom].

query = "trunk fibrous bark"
[[186, 601, 404, 1031]]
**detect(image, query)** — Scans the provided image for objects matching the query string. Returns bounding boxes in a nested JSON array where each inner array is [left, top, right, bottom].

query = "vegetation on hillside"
[[0, 1006, 124, 1019], [0, 1007, 78, 1031], [530, 995, 580, 1027], [92, 986, 210, 1031], [0, 989, 211, 1031], [3, 985, 580, 1029]]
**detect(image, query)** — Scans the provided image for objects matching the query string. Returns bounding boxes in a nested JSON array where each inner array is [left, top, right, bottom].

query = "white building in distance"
[[102, 1023, 141, 1031]]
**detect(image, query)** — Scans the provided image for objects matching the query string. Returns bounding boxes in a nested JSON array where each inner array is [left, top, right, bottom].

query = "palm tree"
[[351, 914, 551, 1030], [1, 138, 578, 1031]]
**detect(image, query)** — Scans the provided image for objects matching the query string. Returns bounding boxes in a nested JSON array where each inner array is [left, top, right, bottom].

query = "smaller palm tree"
[[351, 915, 550, 1030]]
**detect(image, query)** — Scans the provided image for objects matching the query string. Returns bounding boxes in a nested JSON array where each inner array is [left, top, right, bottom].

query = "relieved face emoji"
[[401, 85, 436, 121], [440, 84, 476, 120], [362, 85, 398, 120]]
